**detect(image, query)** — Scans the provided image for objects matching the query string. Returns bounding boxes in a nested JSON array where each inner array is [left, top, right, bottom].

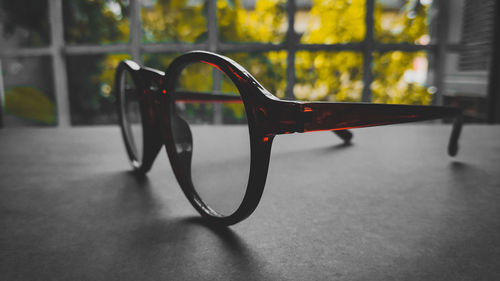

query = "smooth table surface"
[[1, 125, 499, 281]]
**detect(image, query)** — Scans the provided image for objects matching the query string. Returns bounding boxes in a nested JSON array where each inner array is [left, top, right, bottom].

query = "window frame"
[[0, 0, 456, 127]]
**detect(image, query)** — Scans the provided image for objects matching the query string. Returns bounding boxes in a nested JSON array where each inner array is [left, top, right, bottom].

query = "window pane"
[[224, 51, 287, 98], [2, 56, 55, 126], [63, 0, 130, 44], [0, 0, 50, 47], [141, 0, 207, 43], [295, 51, 363, 102], [372, 51, 431, 104], [67, 54, 130, 125], [218, 0, 287, 43], [374, 0, 431, 44], [297, 0, 366, 44]]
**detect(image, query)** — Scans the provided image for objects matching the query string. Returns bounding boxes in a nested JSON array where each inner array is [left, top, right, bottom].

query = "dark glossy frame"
[[116, 51, 463, 225]]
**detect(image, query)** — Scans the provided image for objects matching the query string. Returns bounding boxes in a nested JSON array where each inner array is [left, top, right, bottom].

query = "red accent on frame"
[[201, 60, 247, 82], [201, 60, 223, 72], [226, 65, 247, 82]]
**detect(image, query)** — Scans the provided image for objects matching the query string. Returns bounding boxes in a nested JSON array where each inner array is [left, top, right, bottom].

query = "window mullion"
[[362, 0, 375, 102], [0, 60, 4, 127], [285, 0, 297, 100], [432, 0, 449, 106], [130, 0, 142, 62], [50, 0, 71, 127], [207, 0, 218, 52], [208, 0, 222, 123]]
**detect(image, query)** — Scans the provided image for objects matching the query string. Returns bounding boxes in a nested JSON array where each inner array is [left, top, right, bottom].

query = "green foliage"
[[5, 86, 56, 125], [62, 0, 131, 124], [141, 0, 207, 43], [142, 53, 179, 71], [97, 54, 131, 99], [67, 54, 130, 125], [63, 0, 130, 44], [2, 0, 433, 125]]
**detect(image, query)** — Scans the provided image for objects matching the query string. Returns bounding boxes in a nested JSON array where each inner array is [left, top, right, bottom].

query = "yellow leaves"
[[372, 51, 431, 105], [117, 19, 130, 43], [295, 0, 431, 104], [301, 0, 366, 44], [296, 51, 363, 102], [178, 63, 213, 93], [134, 0, 431, 107], [219, 0, 286, 43], [135, 0, 430, 111], [374, 1, 430, 44]]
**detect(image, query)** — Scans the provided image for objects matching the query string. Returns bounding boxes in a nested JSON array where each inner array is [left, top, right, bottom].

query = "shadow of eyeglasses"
[[114, 172, 279, 279]]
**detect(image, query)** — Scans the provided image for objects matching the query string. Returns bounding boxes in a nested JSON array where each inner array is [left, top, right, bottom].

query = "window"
[[0, 0, 454, 126]]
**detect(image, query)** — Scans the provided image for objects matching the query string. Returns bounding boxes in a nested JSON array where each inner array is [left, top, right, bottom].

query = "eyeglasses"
[[115, 51, 463, 225]]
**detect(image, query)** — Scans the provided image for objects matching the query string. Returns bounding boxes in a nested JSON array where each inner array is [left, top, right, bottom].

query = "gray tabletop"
[[1, 125, 499, 281]]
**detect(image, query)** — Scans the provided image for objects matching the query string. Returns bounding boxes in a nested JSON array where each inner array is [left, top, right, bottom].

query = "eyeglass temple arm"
[[290, 102, 463, 156], [138, 66, 354, 143], [173, 91, 353, 143]]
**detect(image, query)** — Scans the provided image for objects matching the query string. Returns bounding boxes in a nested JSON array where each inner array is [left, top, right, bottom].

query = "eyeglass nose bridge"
[[137, 67, 166, 101]]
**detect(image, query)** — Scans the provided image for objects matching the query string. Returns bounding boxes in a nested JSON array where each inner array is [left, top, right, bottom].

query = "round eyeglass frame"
[[116, 51, 463, 225], [117, 51, 278, 225]]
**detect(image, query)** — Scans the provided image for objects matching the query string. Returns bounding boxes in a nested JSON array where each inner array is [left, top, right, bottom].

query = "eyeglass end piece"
[[333, 129, 353, 144], [448, 143, 459, 157], [447, 114, 463, 157]]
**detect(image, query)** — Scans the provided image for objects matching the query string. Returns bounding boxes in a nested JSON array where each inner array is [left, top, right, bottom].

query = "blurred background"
[[0, 0, 498, 127]]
